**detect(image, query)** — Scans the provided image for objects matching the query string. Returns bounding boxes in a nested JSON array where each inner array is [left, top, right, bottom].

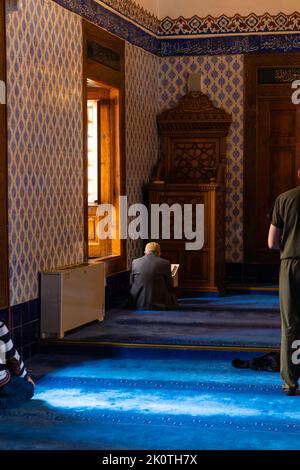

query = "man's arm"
[[165, 261, 173, 290], [130, 260, 136, 287], [268, 224, 282, 250]]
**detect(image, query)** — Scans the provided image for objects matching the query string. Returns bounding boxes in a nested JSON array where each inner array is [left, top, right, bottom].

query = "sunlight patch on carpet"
[[35, 387, 262, 417]]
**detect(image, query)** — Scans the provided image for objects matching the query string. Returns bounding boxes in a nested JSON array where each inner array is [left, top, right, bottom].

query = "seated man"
[[130, 242, 178, 310], [0, 320, 35, 409]]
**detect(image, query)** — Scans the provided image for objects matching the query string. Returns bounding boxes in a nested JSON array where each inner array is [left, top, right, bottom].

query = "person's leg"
[[279, 259, 300, 391], [0, 376, 34, 409]]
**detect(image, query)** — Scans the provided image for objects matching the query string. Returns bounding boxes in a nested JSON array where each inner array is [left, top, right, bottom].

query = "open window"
[[0, 1, 8, 309], [87, 82, 121, 259], [83, 21, 126, 274]]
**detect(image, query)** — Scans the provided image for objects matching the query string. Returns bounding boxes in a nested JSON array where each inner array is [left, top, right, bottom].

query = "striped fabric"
[[0, 321, 27, 387]]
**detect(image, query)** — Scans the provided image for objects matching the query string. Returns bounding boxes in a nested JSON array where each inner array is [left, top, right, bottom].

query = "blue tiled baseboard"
[[0, 264, 281, 361], [0, 307, 8, 325], [106, 271, 131, 310], [225, 263, 280, 284], [0, 299, 40, 360], [0, 272, 131, 359]]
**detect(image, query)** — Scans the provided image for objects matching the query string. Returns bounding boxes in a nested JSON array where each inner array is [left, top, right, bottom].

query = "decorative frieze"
[[53, 2, 300, 56], [159, 12, 300, 37]]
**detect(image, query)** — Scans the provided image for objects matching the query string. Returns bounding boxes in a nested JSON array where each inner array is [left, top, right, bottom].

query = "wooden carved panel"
[[154, 93, 231, 184], [158, 92, 232, 130], [156, 192, 209, 247], [147, 183, 226, 292], [171, 140, 218, 183], [147, 92, 230, 292], [184, 252, 210, 284]]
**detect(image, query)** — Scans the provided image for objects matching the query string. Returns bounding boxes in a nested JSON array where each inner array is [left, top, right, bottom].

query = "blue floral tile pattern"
[[6, 0, 84, 305], [125, 43, 159, 265]]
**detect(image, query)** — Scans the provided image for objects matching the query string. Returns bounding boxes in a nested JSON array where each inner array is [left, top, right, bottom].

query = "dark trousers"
[[279, 258, 300, 388], [0, 376, 34, 409]]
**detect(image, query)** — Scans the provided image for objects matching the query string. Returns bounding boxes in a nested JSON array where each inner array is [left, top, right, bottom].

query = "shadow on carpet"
[[64, 294, 281, 348]]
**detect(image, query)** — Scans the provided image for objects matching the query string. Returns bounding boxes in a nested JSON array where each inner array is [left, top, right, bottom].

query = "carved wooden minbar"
[[146, 92, 231, 292]]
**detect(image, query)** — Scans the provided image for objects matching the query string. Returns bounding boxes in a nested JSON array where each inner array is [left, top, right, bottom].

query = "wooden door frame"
[[82, 20, 127, 275], [0, 0, 8, 309], [244, 53, 300, 264]]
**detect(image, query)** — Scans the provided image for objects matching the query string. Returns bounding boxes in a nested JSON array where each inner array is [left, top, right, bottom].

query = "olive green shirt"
[[271, 187, 300, 259]]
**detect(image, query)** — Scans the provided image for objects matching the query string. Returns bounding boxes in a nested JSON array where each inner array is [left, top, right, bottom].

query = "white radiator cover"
[[41, 262, 106, 339]]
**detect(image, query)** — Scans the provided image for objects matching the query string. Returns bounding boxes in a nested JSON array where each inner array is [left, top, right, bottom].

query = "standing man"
[[130, 242, 178, 310], [268, 186, 300, 395]]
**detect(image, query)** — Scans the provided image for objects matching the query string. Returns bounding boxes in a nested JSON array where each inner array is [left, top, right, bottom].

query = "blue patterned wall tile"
[[125, 43, 159, 265], [6, 0, 84, 305]]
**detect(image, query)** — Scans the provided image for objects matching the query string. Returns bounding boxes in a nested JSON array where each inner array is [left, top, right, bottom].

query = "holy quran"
[[171, 264, 179, 287]]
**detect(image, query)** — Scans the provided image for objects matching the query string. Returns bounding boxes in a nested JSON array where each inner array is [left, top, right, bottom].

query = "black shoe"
[[283, 385, 298, 396], [283, 388, 296, 396]]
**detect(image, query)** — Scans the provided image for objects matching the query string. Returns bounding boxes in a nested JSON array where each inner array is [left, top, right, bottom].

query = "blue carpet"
[[64, 294, 281, 347], [1, 348, 300, 450]]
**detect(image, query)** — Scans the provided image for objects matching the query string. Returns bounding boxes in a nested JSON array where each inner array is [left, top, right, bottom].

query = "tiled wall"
[[1, 0, 282, 359], [4, 0, 245, 318], [158, 55, 244, 263], [125, 51, 245, 263], [4, 0, 246, 317], [125, 49, 245, 263], [4, 0, 161, 320], [6, 0, 84, 307], [125, 43, 159, 266]]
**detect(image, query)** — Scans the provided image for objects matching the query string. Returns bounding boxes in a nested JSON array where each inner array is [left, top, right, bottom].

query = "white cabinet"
[[41, 262, 106, 339]]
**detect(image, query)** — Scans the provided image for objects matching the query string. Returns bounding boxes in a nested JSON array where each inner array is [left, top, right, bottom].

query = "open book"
[[171, 264, 179, 288]]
